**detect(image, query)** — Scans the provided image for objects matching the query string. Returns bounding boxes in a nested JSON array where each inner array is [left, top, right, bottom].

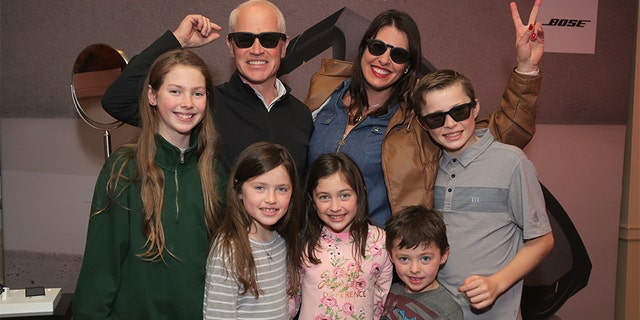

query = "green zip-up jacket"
[[74, 134, 225, 319]]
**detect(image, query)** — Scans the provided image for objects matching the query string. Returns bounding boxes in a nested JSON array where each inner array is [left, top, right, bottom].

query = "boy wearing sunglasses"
[[102, 0, 312, 175], [410, 69, 554, 319]]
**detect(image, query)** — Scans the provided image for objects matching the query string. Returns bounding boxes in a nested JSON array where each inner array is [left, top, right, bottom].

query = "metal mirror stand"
[[71, 44, 128, 159]]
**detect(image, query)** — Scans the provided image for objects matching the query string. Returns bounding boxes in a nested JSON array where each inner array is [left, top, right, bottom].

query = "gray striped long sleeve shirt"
[[203, 233, 288, 319]]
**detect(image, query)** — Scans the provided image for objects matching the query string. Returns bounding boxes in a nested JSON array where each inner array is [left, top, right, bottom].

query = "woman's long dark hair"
[[348, 10, 422, 122]]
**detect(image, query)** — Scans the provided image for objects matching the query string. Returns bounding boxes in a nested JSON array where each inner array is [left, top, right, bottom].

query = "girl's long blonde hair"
[[97, 49, 221, 262]]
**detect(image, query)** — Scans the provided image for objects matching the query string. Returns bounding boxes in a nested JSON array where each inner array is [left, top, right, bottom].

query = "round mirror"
[[71, 44, 128, 157]]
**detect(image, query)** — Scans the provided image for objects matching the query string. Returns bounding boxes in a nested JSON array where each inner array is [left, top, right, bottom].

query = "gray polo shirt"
[[434, 128, 552, 320]]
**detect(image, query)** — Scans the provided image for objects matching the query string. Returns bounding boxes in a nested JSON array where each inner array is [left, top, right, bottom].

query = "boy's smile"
[[390, 240, 449, 294], [419, 82, 480, 157]]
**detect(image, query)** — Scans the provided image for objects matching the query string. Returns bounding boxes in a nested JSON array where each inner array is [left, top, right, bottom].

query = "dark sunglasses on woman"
[[228, 32, 286, 48], [365, 39, 411, 64]]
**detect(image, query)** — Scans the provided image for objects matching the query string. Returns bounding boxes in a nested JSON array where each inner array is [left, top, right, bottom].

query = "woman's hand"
[[511, 0, 544, 73]]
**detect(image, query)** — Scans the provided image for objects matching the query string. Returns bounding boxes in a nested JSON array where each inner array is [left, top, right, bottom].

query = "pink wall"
[[525, 124, 625, 319]]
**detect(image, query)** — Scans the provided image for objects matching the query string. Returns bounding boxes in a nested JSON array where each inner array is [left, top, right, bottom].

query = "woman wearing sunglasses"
[[305, 1, 544, 227]]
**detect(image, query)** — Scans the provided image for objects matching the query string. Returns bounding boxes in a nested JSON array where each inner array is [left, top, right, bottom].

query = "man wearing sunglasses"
[[102, 0, 312, 174]]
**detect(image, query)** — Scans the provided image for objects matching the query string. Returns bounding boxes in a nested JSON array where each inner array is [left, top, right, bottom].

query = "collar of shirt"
[[440, 128, 494, 167], [244, 78, 287, 112]]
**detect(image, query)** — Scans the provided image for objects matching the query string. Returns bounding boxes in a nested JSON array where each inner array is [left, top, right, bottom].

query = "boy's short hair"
[[410, 69, 476, 109], [385, 205, 449, 255]]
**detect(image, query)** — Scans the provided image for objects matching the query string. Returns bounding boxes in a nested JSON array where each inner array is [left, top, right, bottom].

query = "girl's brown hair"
[[97, 49, 220, 262], [212, 142, 303, 297], [302, 153, 375, 265]]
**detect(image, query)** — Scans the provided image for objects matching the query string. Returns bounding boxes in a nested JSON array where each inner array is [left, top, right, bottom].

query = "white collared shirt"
[[247, 78, 287, 112]]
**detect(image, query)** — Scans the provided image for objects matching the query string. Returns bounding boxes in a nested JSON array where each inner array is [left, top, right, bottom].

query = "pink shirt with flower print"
[[296, 225, 393, 320]]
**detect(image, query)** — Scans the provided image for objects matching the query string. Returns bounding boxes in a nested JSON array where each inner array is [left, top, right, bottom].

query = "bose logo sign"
[[543, 18, 591, 27]]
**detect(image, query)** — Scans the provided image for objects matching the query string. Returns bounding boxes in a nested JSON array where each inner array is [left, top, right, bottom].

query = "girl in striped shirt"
[[203, 142, 303, 319]]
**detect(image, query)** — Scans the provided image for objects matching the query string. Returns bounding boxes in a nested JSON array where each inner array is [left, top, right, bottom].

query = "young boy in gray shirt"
[[382, 205, 463, 320]]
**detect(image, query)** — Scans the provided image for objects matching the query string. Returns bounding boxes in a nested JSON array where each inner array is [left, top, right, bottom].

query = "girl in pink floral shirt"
[[294, 153, 393, 319]]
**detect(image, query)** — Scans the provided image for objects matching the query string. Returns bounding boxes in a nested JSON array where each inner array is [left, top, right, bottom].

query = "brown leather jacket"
[[305, 58, 540, 213]]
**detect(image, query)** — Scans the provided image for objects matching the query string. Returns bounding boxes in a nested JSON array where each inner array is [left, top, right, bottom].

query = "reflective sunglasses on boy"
[[365, 39, 411, 64], [418, 101, 477, 129], [227, 32, 286, 48]]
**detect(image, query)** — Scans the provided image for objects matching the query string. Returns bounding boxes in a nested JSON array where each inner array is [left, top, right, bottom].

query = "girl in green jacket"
[[74, 48, 223, 319]]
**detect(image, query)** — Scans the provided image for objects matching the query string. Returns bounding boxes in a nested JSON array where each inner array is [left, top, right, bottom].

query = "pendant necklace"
[[259, 241, 273, 261], [350, 103, 381, 124], [263, 245, 273, 261]]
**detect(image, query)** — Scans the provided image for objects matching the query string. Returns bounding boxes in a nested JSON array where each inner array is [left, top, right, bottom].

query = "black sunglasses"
[[365, 39, 411, 64], [227, 32, 286, 48], [418, 101, 477, 129]]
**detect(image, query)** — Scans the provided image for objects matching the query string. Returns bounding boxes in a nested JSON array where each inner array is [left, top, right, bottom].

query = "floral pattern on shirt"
[[313, 226, 388, 320]]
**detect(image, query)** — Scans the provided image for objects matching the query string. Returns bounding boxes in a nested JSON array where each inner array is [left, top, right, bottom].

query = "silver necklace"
[[263, 245, 273, 261], [258, 240, 273, 261]]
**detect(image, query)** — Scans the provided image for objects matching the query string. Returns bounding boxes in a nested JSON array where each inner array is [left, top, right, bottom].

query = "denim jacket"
[[309, 79, 399, 226]]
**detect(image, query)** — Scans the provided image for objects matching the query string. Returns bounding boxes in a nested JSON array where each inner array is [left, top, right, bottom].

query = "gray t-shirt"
[[382, 282, 463, 320]]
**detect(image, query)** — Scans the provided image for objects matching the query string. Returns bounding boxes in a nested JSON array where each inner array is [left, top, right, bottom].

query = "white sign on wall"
[[537, 0, 598, 54]]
